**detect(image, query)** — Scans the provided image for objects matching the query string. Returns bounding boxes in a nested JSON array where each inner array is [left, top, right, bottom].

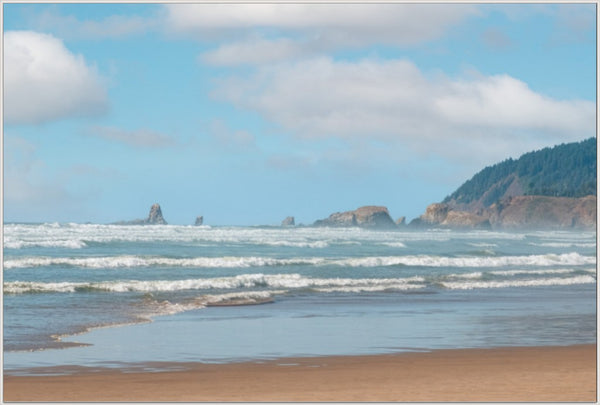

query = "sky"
[[2, 2, 597, 225]]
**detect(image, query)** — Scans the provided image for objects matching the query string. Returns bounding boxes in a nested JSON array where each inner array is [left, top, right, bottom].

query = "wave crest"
[[4, 252, 595, 270]]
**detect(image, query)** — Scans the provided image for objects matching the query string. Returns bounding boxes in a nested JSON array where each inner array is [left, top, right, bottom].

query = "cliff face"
[[414, 195, 596, 230], [488, 195, 596, 230], [417, 203, 491, 229], [418, 138, 597, 230], [314, 206, 397, 229]]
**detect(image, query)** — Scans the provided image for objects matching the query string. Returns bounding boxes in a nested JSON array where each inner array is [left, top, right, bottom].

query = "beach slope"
[[3, 344, 596, 402]]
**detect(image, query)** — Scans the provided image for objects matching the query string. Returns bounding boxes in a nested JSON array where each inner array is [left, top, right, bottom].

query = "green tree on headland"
[[443, 137, 597, 207]]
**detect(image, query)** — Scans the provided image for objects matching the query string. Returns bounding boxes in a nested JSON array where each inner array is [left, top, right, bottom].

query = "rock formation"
[[420, 203, 450, 225], [281, 216, 295, 227], [314, 206, 397, 229], [412, 203, 490, 229], [194, 216, 204, 226], [147, 203, 167, 224], [412, 196, 596, 230], [114, 203, 167, 225], [427, 138, 597, 230], [487, 195, 596, 230], [395, 216, 406, 226]]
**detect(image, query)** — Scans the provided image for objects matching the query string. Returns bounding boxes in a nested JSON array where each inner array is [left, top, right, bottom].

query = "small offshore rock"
[[396, 216, 406, 226], [281, 216, 295, 227], [194, 216, 204, 226]]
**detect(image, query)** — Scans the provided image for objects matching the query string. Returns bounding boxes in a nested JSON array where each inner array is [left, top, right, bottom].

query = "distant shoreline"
[[4, 344, 596, 402]]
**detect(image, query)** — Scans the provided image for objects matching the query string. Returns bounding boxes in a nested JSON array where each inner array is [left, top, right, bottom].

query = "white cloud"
[[165, 3, 476, 39], [486, 4, 594, 45], [4, 31, 108, 125], [27, 9, 156, 40], [165, 3, 479, 65], [435, 74, 594, 133], [88, 126, 176, 148], [212, 57, 595, 165], [201, 36, 314, 66]]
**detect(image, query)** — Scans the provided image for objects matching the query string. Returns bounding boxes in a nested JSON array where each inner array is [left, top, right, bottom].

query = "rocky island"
[[314, 206, 397, 229]]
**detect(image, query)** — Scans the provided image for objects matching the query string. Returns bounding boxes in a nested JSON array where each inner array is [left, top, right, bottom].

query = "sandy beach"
[[3, 344, 596, 402]]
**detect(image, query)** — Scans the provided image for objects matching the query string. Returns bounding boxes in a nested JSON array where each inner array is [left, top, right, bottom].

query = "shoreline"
[[3, 344, 596, 402]]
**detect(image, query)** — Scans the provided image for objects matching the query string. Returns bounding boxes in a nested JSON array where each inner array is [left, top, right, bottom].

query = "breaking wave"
[[3, 239, 88, 249], [5, 268, 596, 295], [4, 252, 595, 270], [448, 268, 596, 279], [3, 274, 426, 294], [441, 275, 596, 290]]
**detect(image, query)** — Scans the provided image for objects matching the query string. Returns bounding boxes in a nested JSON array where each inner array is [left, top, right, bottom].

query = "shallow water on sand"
[[3, 224, 596, 373]]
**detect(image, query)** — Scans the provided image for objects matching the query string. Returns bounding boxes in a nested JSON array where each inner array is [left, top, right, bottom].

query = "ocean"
[[3, 223, 597, 374]]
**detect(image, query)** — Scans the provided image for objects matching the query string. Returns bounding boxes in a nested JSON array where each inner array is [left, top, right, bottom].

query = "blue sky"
[[3, 3, 597, 225]]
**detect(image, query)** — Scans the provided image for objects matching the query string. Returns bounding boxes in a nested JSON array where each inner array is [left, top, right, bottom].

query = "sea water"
[[3, 223, 596, 374]]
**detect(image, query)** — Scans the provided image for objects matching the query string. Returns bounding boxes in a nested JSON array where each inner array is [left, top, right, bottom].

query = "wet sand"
[[3, 344, 596, 402]]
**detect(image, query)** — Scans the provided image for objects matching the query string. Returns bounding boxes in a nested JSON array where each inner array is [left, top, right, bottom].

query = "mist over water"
[[3, 223, 596, 373]]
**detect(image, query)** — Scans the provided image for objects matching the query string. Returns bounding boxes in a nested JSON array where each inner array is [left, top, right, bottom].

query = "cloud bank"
[[25, 9, 156, 40], [212, 57, 595, 163], [4, 31, 108, 125], [166, 3, 479, 65]]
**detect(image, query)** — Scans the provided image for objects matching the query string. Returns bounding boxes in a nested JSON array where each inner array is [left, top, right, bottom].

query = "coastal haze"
[[2, 2, 597, 402]]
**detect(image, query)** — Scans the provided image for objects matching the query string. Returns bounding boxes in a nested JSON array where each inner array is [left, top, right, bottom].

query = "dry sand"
[[3, 344, 596, 402]]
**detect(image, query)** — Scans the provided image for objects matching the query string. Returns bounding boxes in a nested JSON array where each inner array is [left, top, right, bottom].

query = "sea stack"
[[281, 216, 295, 227], [195, 216, 204, 226], [112, 203, 168, 225], [146, 203, 167, 225]]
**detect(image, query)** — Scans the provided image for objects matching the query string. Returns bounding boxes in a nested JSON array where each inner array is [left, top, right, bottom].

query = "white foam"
[[447, 272, 484, 279], [133, 290, 288, 319], [4, 252, 595, 270], [528, 242, 597, 248], [332, 252, 595, 268], [441, 275, 596, 290], [315, 283, 426, 293], [3, 274, 426, 294], [382, 242, 407, 248], [260, 240, 330, 248], [2, 256, 322, 269], [448, 268, 596, 280], [3, 224, 363, 250], [201, 290, 285, 305], [490, 268, 585, 276], [139, 298, 207, 317], [3, 281, 83, 294], [3, 239, 87, 249], [467, 242, 498, 248]]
